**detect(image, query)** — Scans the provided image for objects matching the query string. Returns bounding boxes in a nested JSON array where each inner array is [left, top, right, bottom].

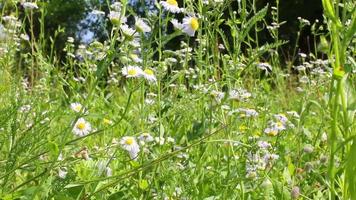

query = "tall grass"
[[0, 0, 355, 199]]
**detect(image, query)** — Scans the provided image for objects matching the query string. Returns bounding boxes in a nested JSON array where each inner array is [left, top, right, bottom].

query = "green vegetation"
[[0, 0, 355, 199]]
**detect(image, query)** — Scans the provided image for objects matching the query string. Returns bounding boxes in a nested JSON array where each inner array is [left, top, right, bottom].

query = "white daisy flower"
[[171, 19, 183, 30], [20, 34, 30, 41], [138, 133, 154, 143], [160, 0, 184, 13], [121, 66, 143, 78], [182, 16, 199, 37], [108, 11, 127, 25], [264, 127, 279, 136], [129, 53, 143, 63], [22, 2, 38, 10], [274, 114, 288, 123], [135, 17, 151, 33], [120, 24, 137, 39], [110, 2, 122, 11], [120, 136, 140, 159], [58, 167, 68, 179], [70, 102, 83, 113], [143, 68, 157, 83], [73, 118, 92, 137]]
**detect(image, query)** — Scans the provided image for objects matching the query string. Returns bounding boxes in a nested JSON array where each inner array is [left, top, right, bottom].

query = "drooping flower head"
[[120, 136, 140, 159]]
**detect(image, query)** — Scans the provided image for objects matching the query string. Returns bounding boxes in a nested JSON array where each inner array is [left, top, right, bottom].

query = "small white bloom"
[[22, 2, 38, 10], [143, 68, 157, 83], [257, 141, 271, 149], [58, 167, 68, 179], [264, 127, 279, 136], [20, 34, 30, 41], [122, 66, 143, 78], [138, 133, 154, 143], [129, 53, 142, 63], [108, 11, 127, 25], [120, 24, 137, 38], [171, 19, 183, 30], [135, 17, 151, 33], [70, 102, 83, 113], [160, 0, 184, 13], [110, 2, 122, 11], [72, 118, 92, 137], [182, 16, 199, 37], [120, 136, 140, 159]]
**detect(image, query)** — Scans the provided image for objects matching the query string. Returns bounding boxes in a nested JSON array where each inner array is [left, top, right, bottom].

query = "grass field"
[[0, 0, 355, 199]]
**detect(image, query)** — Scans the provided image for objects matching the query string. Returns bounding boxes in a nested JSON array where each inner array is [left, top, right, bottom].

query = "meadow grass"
[[0, 0, 355, 199]]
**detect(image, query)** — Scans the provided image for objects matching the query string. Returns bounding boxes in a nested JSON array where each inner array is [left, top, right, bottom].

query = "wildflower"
[[143, 68, 157, 83], [238, 108, 259, 118], [73, 118, 92, 137], [257, 62, 272, 72], [121, 66, 143, 78], [120, 24, 137, 39], [19, 104, 31, 112], [160, 0, 183, 13], [20, 34, 29, 41], [229, 88, 251, 101], [171, 19, 183, 30], [257, 141, 271, 149], [264, 127, 279, 136], [135, 17, 151, 33], [120, 136, 140, 159], [58, 167, 68, 179], [108, 11, 127, 25], [97, 161, 112, 177], [67, 37, 74, 43], [129, 53, 142, 63], [110, 2, 122, 11], [211, 90, 225, 102], [274, 114, 288, 124], [286, 111, 300, 118], [138, 133, 154, 143], [182, 16, 199, 37], [70, 102, 83, 113], [22, 2, 38, 10], [291, 186, 300, 199]]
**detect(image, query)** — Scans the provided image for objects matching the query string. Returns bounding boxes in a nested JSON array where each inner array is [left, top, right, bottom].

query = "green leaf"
[[139, 179, 149, 190]]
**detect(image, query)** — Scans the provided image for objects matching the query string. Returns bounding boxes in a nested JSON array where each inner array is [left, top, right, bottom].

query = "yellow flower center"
[[239, 125, 247, 132], [125, 138, 134, 145], [76, 122, 86, 130], [167, 0, 178, 6], [267, 130, 278, 136], [276, 121, 284, 128], [128, 69, 137, 76], [144, 69, 154, 75], [190, 18, 199, 31], [75, 105, 82, 112]]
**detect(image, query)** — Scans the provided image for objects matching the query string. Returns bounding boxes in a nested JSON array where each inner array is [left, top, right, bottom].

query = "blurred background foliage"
[[1, 0, 325, 64]]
